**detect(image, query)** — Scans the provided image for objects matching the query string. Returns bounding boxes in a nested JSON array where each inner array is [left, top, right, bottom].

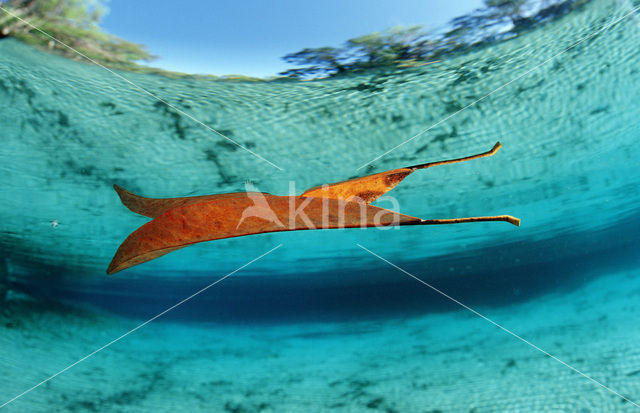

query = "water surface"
[[1, 0, 640, 411]]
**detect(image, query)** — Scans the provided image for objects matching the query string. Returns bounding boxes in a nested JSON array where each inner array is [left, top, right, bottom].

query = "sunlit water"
[[2, 0, 640, 411]]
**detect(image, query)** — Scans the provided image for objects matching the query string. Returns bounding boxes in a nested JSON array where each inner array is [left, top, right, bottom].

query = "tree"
[[0, 0, 154, 69], [484, 0, 528, 26], [279, 26, 434, 78], [383, 25, 430, 61], [346, 32, 388, 65], [280, 47, 347, 78]]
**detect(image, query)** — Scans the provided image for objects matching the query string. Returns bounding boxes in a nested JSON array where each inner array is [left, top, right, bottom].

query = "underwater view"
[[2, 0, 640, 411]]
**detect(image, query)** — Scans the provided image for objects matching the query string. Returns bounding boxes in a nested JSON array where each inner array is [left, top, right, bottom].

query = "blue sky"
[[101, 0, 483, 77]]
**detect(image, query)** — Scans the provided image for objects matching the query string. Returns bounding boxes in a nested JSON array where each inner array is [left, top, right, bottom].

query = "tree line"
[[0, 0, 153, 71], [0, 0, 589, 79], [279, 0, 589, 79]]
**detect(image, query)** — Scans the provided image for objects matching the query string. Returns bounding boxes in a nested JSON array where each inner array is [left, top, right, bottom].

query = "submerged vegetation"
[[280, 0, 590, 79], [0, 0, 589, 80]]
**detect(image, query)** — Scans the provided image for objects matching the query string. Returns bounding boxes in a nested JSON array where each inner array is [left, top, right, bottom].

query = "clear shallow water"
[[1, 0, 640, 411]]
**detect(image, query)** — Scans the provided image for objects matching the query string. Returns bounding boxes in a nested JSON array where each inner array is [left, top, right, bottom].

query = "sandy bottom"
[[2, 265, 640, 413]]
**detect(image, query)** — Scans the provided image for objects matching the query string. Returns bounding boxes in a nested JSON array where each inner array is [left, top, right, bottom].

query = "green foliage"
[[281, 46, 348, 77], [280, 25, 438, 78], [485, 0, 528, 22], [0, 0, 154, 70], [280, 0, 589, 79], [347, 25, 429, 64], [0, 0, 590, 80]]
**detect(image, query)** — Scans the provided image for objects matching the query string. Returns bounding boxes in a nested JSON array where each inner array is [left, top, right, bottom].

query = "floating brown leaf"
[[108, 142, 519, 274]]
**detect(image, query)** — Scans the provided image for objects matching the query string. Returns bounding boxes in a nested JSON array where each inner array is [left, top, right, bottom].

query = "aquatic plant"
[[0, 0, 154, 70]]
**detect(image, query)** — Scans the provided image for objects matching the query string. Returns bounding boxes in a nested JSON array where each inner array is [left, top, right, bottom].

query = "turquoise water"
[[2, 0, 640, 410]]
